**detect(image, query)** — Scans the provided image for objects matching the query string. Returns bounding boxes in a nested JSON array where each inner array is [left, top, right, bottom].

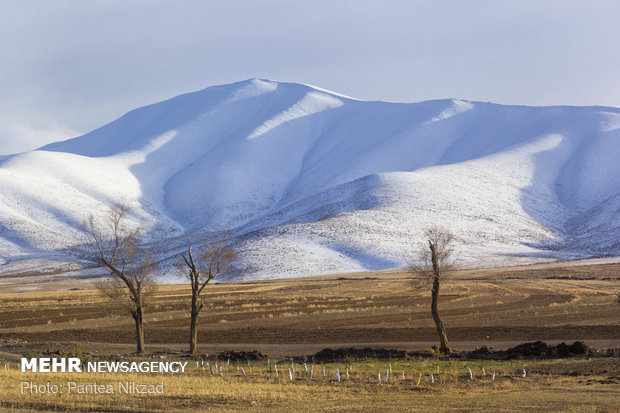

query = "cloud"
[[0, 1, 619, 154], [0, 117, 79, 155]]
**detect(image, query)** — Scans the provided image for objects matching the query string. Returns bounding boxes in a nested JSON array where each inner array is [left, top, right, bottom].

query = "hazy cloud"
[[1, 0, 619, 154]]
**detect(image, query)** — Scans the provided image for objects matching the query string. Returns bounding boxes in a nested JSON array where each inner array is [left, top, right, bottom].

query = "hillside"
[[1, 78, 619, 279]]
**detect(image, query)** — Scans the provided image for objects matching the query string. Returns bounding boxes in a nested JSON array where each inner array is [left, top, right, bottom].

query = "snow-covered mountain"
[[1, 78, 619, 279]]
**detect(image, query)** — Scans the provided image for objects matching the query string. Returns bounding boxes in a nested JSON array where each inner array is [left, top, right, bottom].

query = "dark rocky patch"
[[309, 341, 619, 363], [311, 347, 411, 363], [464, 340, 597, 359], [214, 350, 267, 362]]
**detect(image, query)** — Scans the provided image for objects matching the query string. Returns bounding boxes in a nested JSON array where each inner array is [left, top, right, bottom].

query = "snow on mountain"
[[1, 78, 619, 279]]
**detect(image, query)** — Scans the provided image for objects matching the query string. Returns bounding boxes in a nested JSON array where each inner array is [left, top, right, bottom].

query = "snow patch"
[[248, 91, 343, 139], [1, 79, 619, 279]]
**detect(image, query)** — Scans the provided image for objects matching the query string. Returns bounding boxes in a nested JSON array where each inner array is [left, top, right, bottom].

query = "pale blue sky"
[[1, 0, 619, 154]]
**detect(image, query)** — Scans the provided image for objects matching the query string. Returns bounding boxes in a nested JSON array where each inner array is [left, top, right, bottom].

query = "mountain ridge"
[[1, 78, 619, 279]]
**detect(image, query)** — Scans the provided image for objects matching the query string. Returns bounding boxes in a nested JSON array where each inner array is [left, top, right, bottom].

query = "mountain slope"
[[1, 79, 619, 278]]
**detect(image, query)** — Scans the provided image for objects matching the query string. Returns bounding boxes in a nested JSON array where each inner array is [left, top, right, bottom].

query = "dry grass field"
[[1, 358, 619, 412], [0, 260, 619, 411]]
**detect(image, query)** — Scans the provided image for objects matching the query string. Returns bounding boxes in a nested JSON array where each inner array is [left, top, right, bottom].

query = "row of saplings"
[[84, 204, 453, 356]]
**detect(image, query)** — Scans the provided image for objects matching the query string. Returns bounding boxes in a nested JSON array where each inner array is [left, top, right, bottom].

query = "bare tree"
[[83, 204, 157, 355], [179, 237, 236, 354], [409, 226, 455, 355]]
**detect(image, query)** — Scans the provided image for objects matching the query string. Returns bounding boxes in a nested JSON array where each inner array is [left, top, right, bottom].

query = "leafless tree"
[[409, 226, 456, 355], [83, 204, 157, 355], [179, 236, 236, 354]]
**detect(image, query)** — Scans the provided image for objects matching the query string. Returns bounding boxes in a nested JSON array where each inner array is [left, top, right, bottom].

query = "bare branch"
[[408, 225, 456, 281], [82, 203, 156, 354], [407, 225, 456, 355], [178, 231, 237, 354]]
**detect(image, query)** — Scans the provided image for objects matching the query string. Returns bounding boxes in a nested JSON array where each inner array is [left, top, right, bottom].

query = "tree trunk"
[[189, 291, 199, 355], [430, 242, 450, 355], [134, 308, 145, 355], [431, 275, 450, 354]]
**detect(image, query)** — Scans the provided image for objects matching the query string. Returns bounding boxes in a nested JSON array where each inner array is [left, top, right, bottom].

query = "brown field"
[[0, 259, 619, 411], [0, 260, 619, 355]]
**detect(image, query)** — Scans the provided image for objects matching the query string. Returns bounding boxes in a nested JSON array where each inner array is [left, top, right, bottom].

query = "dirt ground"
[[0, 260, 619, 412], [0, 260, 618, 358]]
